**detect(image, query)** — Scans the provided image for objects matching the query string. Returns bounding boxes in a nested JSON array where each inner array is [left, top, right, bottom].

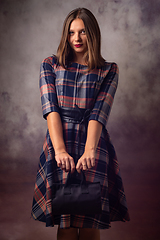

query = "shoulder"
[[103, 61, 119, 74], [41, 55, 59, 69], [98, 62, 119, 79]]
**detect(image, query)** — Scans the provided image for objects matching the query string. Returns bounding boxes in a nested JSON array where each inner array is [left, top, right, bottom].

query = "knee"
[[79, 228, 100, 240], [57, 227, 78, 240]]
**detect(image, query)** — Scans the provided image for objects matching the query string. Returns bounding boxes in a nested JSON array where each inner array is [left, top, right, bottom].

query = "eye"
[[81, 29, 86, 34], [69, 30, 74, 35]]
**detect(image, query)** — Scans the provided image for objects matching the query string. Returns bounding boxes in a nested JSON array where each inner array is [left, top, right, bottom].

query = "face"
[[68, 18, 88, 58]]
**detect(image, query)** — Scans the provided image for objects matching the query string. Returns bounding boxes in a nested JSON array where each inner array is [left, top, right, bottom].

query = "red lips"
[[74, 44, 82, 48]]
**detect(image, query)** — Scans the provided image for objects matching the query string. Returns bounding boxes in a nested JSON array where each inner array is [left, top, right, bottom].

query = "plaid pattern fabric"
[[31, 56, 130, 229]]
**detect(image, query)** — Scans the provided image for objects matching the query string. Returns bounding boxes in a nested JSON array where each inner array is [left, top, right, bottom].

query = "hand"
[[55, 151, 75, 173], [76, 149, 96, 173]]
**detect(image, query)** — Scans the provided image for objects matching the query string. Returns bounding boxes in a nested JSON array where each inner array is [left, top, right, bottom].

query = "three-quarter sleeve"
[[89, 63, 119, 129], [39, 57, 60, 119]]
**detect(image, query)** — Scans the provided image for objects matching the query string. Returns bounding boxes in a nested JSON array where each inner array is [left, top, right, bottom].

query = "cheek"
[[68, 35, 72, 44], [68, 37, 74, 45]]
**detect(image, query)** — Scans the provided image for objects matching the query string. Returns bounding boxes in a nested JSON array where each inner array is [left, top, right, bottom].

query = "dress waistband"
[[59, 105, 91, 124]]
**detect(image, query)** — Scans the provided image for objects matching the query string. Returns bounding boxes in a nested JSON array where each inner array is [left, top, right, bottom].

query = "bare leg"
[[79, 228, 100, 240], [57, 226, 79, 240]]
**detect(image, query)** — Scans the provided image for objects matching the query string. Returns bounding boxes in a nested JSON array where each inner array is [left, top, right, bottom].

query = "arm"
[[76, 63, 118, 173], [40, 57, 75, 173], [89, 63, 118, 129], [47, 112, 75, 173], [76, 120, 102, 173]]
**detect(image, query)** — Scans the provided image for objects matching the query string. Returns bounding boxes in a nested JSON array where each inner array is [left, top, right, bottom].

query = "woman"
[[31, 8, 130, 240]]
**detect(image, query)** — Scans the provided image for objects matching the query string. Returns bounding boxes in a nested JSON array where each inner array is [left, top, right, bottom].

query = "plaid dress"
[[31, 56, 130, 229]]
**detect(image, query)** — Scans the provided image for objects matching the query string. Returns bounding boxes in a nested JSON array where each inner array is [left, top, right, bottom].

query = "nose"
[[75, 32, 81, 41]]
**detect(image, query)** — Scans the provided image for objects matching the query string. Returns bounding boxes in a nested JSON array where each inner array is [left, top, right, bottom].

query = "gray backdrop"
[[0, 0, 160, 239]]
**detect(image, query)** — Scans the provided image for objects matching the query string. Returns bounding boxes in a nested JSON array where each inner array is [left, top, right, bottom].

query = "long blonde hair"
[[56, 8, 105, 70]]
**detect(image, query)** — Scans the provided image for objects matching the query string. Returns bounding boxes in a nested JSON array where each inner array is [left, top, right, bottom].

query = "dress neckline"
[[70, 62, 88, 68]]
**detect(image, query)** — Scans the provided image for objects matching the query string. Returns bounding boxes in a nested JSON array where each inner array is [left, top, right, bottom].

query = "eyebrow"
[[69, 28, 85, 32]]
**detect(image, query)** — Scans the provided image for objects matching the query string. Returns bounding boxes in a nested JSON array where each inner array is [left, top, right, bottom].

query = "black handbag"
[[52, 171, 102, 215]]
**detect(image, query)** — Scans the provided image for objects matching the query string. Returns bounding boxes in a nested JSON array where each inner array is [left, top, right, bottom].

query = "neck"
[[73, 53, 87, 65]]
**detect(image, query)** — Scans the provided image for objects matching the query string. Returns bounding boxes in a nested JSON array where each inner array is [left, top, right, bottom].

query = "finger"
[[56, 158, 62, 168], [76, 158, 87, 172], [81, 159, 87, 171], [65, 157, 71, 172], [69, 157, 75, 173], [61, 159, 66, 170], [91, 157, 95, 167], [82, 163, 87, 171], [86, 158, 92, 169], [76, 167, 81, 173], [76, 160, 81, 173]]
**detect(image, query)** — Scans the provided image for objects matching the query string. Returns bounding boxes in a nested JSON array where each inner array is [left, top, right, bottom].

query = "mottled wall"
[[0, 0, 160, 240]]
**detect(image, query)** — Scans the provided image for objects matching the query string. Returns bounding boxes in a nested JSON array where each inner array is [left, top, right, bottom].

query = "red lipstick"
[[74, 44, 82, 48]]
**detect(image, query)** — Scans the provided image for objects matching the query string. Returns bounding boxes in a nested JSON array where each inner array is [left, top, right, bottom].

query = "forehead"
[[70, 18, 85, 30]]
